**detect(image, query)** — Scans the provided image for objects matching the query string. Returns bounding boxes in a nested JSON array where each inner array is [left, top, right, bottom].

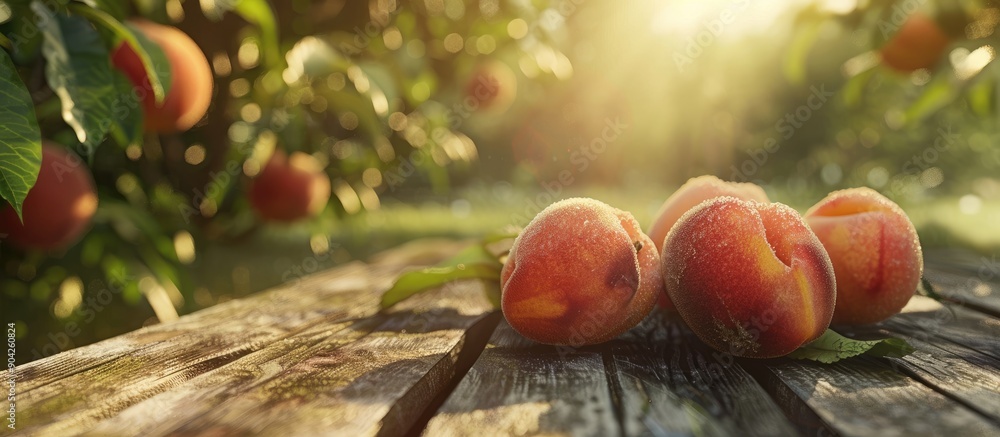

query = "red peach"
[[662, 197, 836, 358], [247, 150, 331, 222], [804, 187, 923, 325], [501, 198, 663, 346], [0, 143, 98, 251], [649, 175, 769, 252], [111, 19, 213, 133], [648, 175, 769, 309], [465, 60, 517, 112], [881, 13, 950, 73]]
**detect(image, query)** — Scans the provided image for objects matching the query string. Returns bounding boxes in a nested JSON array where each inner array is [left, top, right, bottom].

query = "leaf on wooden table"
[[0, 49, 42, 220], [787, 329, 915, 364], [380, 243, 503, 310], [34, 3, 117, 151]]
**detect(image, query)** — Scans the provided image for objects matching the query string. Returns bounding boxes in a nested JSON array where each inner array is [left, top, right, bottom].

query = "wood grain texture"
[[886, 295, 1000, 362], [423, 321, 619, 437], [760, 356, 1000, 437], [3, 239, 479, 436], [141, 281, 496, 437], [607, 313, 798, 437], [6, 243, 1000, 437], [9, 261, 375, 393], [9, 263, 387, 436], [924, 265, 1000, 317], [846, 328, 1000, 422]]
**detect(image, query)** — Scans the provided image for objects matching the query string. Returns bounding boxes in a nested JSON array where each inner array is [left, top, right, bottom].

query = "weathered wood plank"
[[607, 313, 798, 437], [885, 296, 1000, 362], [924, 265, 1000, 317], [10, 261, 375, 393], [4, 239, 475, 436], [11, 264, 389, 435], [8, 239, 471, 394], [79, 318, 372, 436], [131, 280, 496, 437], [423, 321, 619, 437], [836, 327, 1000, 422], [758, 354, 1000, 437]]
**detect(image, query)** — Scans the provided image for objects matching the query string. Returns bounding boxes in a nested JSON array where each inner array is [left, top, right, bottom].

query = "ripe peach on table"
[[649, 175, 769, 252], [804, 187, 923, 325], [661, 197, 836, 358], [648, 175, 769, 309], [501, 198, 663, 346]]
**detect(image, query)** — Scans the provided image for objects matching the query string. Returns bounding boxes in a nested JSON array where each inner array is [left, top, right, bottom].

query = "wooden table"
[[5, 240, 1000, 436]]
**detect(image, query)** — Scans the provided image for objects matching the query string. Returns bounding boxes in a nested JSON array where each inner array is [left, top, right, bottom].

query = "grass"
[[191, 183, 1000, 304]]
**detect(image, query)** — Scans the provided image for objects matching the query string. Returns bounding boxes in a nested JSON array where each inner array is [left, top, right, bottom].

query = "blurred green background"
[[2, 0, 999, 361]]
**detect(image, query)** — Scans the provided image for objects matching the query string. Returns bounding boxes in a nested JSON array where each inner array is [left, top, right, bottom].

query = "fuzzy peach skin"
[[111, 20, 213, 133], [804, 188, 923, 325], [501, 198, 663, 346], [648, 175, 769, 309], [0, 143, 98, 252], [649, 176, 770, 251], [662, 197, 836, 358]]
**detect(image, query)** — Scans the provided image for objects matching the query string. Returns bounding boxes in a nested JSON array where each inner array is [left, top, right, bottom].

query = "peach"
[[648, 176, 769, 309], [501, 198, 663, 346], [0, 143, 98, 251], [804, 188, 923, 325], [247, 149, 331, 222], [648, 175, 769, 252], [111, 19, 213, 133], [662, 197, 836, 358], [465, 60, 517, 112], [881, 13, 950, 73]]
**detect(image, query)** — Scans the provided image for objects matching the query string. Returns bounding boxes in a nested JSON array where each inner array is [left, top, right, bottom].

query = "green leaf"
[[380, 244, 503, 309], [480, 230, 520, 245], [841, 68, 874, 107], [68, 2, 171, 104], [783, 15, 824, 85], [903, 77, 954, 124], [200, 0, 280, 68], [2, 1, 42, 64], [232, 0, 280, 68], [77, 0, 127, 20], [33, 2, 117, 150], [107, 70, 144, 147], [0, 49, 42, 220], [787, 329, 915, 363], [918, 276, 944, 301]]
